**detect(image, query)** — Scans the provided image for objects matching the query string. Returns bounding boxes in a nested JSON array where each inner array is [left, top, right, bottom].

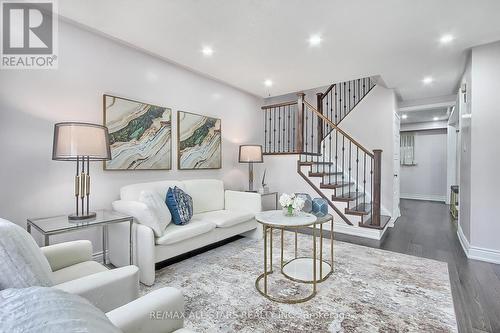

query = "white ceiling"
[[58, 0, 500, 101]]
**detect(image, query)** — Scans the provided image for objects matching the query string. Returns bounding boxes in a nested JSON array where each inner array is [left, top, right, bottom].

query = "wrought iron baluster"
[[348, 141, 352, 197], [348, 80, 351, 115], [268, 109, 272, 152], [287, 105, 291, 152], [292, 105, 296, 152], [343, 82, 347, 120], [363, 153, 367, 207], [371, 157, 374, 222], [278, 107, 281, 152], [342, 135, 345, 196], [335, 130, 338, 185], [264, 110, 267, 152], [356, 147, 359, 207], [273, 108, 277, 153]]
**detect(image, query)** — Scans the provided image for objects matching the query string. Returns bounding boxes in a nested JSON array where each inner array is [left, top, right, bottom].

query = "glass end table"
[[27, 210, 133, 265]]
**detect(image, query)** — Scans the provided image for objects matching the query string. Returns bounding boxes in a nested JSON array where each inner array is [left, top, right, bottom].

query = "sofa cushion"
[[166, 187, 193, 225], [139, 190, 171, 236], [155, 220, 216, 246], [52, 261, 108, 285], [182, 179, 224, 214], [0, 287, 121, 333], [120, 180, 184, 201], [194, 210, 254, 228], [0, 219, 54, 290]]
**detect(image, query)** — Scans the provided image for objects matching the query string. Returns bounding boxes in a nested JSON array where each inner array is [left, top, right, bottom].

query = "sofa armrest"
[[106, 287, 185, 333], [41, 240, 93, 271], [53, 265, 139, 313], [225, 190, 262, 213]]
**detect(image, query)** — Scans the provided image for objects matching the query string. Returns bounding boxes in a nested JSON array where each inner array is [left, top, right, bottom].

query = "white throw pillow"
[[0, 219, 54, 289], [138, 190, 171, 237], [0, 287, 122, 333]]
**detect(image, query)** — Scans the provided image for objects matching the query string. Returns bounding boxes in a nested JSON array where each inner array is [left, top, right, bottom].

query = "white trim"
[[400, 193, 446, 202], [457, 224, 470, 256], [457, 224, 500, 264], [332, 221, 389, 240]]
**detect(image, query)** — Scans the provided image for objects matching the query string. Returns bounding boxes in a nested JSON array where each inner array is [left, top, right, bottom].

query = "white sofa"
[[109, 179, 262, 285]]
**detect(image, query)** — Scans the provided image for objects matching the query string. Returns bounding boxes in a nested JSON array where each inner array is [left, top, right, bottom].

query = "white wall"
[[469, 41, 500, 255], [0, 21, 262, 248], [400, 129, 447, 202], [458, 55, 472, 242], [263, 85, 396, 219]]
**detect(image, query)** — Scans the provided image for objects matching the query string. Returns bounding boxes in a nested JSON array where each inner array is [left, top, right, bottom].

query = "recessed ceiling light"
[[308, 34, 322, 47], [462, 113, 472, 119], [401, 114, 408, 119], [422, 76, 434, 85], [433, 117, 439, 121], [440, 34, 455, 44], [264, 79, 273, 87], [201, 46, 214, 56]]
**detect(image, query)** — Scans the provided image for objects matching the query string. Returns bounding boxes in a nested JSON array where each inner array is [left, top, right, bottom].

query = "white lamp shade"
[[52, 122, 111, 161], [239, 145, 263, 163]]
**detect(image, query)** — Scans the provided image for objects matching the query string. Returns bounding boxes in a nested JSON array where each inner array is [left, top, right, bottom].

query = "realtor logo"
[[1, 0, 58, 69]]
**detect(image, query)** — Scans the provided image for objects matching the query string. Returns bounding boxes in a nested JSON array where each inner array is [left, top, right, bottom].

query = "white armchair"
[[106, 287, 193, 333], [0, 286, 195, 333], [0, 218, 139, 312]]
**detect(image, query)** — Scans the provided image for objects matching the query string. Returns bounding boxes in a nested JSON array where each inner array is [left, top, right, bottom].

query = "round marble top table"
[[254, 210, 334, 304]]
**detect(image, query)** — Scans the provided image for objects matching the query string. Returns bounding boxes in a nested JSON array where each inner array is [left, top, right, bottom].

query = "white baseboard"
[[332, 221, 389, 240], [400, 193, 446, 202], [457, 224, 500, 264]]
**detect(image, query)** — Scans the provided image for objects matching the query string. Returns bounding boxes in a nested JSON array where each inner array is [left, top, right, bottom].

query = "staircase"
[[262, 77, 390, 230]]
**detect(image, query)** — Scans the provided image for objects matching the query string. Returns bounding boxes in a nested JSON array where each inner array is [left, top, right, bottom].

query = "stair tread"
[[319, 182, 354, 189], [345, 203, 371, 215], [309, 171, 343, 177], [331, 192, 363, 202], [310, 161, 334, 165], [359, 215, 391, 230]]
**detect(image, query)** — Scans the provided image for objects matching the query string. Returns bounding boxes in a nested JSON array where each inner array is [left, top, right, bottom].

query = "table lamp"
[[238, 145, 263, 192], [52, 122, 111, 220]]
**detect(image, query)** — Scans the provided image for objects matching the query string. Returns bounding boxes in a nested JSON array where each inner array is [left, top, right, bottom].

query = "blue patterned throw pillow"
[[165, 187, 193, 225]]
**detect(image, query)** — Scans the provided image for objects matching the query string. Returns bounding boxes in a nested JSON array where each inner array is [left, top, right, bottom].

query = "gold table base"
[[255, 217, 334, 304]]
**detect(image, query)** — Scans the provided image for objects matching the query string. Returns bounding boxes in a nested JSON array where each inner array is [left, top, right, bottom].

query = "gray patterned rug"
[[141, 232, 457, 332]]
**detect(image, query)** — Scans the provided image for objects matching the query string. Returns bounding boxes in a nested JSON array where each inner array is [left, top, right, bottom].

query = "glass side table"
[[27, 210, 133, 265]]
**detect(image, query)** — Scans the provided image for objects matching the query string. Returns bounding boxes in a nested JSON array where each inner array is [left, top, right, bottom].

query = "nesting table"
[[255, 210, 334, 304]]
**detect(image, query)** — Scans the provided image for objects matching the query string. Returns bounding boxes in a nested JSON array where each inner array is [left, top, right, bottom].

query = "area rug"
[[141, 232, 457, 332]]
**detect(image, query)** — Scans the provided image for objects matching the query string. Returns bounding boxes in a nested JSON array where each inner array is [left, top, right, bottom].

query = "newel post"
[[296, 93, 305, 153], [372, 149, 382, 226], [316, 93, 323, 152]]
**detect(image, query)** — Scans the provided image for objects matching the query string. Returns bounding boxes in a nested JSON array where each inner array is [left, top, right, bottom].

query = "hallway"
[[337, 199, 500, 332]]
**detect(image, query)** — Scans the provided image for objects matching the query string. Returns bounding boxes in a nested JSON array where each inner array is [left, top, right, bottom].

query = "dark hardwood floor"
[[334, 199, 500, 333]]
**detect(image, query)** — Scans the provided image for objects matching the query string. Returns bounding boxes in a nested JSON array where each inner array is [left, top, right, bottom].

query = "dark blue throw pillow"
[[165, 186, 193, 225]]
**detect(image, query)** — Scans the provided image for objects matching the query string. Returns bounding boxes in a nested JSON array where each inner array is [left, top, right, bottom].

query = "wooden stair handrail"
[[301, 98, 374, 158], [261, 100, 297, 110], [320, 83, 336, 101]]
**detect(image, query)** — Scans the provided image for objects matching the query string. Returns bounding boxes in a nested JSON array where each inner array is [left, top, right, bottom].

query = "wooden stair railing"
[[262, 94, 321, 156], [261, 76, 387, 229], [299, 96, 384, 228]]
